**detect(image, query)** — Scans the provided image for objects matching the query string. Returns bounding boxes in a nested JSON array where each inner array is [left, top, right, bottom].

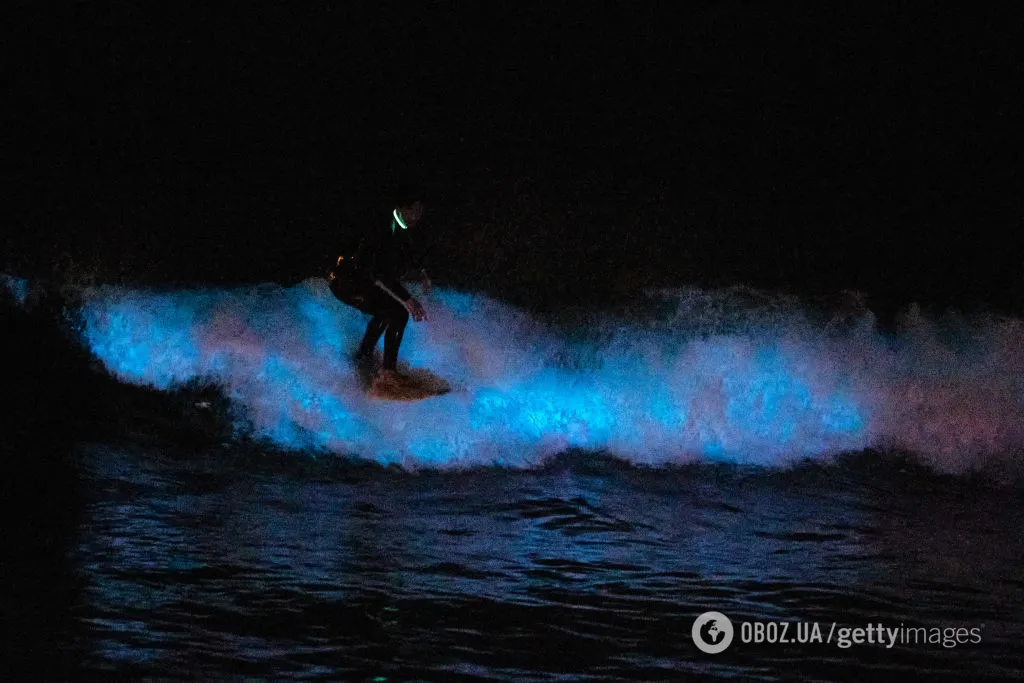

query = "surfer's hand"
[[405, 297, 426, 322]]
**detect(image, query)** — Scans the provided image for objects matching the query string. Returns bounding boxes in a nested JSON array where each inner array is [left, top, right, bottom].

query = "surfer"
[[329, 186, 431, 390]]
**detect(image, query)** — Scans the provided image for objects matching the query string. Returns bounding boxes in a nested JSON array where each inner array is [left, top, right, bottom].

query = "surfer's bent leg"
[[381, 303, 409, 370], [351, 287, 409, 370], [356, 315, 387, 359]]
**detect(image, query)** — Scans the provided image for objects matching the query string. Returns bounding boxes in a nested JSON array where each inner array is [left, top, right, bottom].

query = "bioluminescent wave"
[[15, 276, 1024, 470]]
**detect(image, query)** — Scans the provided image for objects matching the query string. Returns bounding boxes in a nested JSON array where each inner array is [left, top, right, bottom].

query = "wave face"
[[41, 278, 1024, 470]]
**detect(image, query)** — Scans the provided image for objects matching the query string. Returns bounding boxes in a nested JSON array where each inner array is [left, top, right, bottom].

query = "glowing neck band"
[[392, 208, 409, 233]]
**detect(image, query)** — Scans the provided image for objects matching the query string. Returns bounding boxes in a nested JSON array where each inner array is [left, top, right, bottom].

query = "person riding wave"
[[329, 186, 431, 390]]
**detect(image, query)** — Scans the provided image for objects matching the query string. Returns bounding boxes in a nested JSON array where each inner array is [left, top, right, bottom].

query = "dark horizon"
[[7, 5, 1023, 314]]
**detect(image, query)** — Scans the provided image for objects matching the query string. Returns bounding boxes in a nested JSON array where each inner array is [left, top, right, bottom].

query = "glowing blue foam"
[[71, 278, 1024, 472]]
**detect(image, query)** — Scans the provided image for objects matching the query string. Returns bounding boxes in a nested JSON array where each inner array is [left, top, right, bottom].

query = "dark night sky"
[[6, 4, 1023, 312]]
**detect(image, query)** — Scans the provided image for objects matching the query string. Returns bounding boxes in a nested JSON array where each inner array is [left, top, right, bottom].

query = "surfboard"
[[368, 367, 452, 401], [352, 353, 450, 400]]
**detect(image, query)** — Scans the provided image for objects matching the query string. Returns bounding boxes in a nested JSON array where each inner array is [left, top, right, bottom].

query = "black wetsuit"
[[329, 211, 422, 370]]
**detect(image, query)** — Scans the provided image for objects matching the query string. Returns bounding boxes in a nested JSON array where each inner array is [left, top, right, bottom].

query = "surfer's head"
[[394, 181, 424, 229], [398, 200, 424, 228]]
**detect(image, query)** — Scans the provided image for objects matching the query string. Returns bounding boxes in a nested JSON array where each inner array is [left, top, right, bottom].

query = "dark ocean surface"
[[66, 444, 1023, 681]]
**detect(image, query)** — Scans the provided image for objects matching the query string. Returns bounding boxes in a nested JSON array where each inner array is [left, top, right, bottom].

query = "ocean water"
[[6, 275, 1024, 679], [70, 444, 1023, 680]]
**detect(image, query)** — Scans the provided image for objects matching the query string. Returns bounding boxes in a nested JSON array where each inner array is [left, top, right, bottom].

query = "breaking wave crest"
[[15, 276, 1024, 471]]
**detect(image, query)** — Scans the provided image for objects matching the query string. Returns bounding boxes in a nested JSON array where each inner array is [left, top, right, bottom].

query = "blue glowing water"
[[50, 277, 1023, 472]]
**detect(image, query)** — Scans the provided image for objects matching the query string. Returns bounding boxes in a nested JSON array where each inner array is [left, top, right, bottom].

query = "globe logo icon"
[[692, 611, 735, 654]]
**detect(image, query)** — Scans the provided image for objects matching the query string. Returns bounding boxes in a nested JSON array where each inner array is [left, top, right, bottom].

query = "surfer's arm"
[[400, 232, 431, 293], [374, 279, 425, 321], [401, 267, 432, 294], [376, 277, 412, 302]]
